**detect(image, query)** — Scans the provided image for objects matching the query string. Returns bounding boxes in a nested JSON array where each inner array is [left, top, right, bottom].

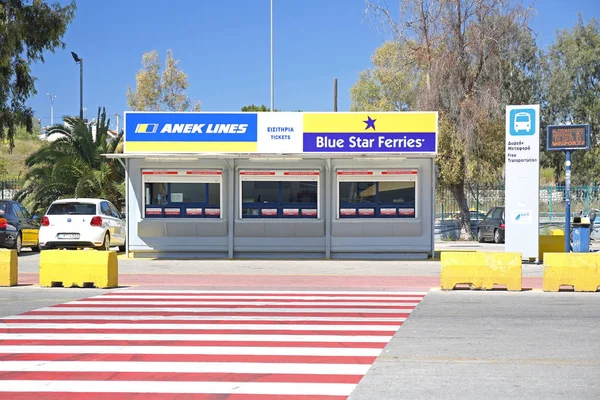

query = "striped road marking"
[[0, 290, 427, 399]]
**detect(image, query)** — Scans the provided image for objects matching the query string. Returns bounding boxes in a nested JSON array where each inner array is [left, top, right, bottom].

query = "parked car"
[[39, 198, 126, 251], [0, 200, 41, 255], [477, 206, 505, 243]]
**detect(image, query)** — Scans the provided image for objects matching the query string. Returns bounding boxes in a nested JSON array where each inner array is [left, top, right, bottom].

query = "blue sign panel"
[[125, 112, 258, 143], [303, 132, 436, 152], [509, 108, 537, 136]]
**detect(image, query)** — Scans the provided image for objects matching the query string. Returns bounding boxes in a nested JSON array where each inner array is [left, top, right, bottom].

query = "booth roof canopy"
[[101, 152, 433, 160]]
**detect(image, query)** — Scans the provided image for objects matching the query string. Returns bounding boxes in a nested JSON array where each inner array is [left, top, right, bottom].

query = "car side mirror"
[[121, 213, 126, 220]]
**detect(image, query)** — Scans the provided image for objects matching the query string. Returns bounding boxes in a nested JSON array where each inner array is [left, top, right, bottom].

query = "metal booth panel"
[[127, 159, 230, 253], [329, 158, 433, 256], [232, 161, 327, 255]]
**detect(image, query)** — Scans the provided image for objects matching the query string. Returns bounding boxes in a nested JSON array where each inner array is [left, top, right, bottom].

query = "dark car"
[[477, 206, 505, 243], [0, 200, 41, 255]]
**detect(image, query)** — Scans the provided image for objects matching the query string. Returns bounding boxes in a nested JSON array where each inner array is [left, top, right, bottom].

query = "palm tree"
[[17, 107, 124, 215]]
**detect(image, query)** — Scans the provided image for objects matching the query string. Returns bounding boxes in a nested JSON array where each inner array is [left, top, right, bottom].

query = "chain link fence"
[[436, 184, 600, 223], [0, 177, 22, 200]]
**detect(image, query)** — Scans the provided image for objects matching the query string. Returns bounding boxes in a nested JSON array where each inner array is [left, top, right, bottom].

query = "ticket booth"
[[108, 111, 438, 259]]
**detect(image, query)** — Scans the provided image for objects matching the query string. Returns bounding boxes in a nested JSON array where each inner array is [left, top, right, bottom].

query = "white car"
[[39, 198, 126, 251]]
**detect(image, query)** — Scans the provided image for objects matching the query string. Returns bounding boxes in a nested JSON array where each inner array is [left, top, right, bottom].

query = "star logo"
[[363, 116, 376, 130]]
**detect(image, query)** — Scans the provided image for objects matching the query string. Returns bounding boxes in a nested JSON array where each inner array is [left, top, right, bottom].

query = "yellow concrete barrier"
[[539, 234, 565, 262], [40, 250, 118, 288], [441, 252, 522, 291], [0, 249, 18, 287], [543, 253, 600, 292], [550, 229, 564, 235]]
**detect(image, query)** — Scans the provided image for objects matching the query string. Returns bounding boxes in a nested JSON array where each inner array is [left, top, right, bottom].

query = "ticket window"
[[239, 170, 320, 219], [337, 169, 418, 218], [142, 169, 222, 218]]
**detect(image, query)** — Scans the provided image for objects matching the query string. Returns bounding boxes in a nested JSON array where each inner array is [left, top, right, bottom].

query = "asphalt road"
[[349, 290, 600, 400], [0, 286, 115, 318]]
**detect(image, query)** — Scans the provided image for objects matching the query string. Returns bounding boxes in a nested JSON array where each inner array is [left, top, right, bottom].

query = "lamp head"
[[71, 51, 81, 63]]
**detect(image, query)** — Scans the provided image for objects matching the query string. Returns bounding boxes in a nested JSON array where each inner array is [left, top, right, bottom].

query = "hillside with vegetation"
[[0, 126, 43, 179]]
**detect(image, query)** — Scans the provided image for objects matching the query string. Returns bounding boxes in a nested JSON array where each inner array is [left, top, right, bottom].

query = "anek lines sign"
[[546, 124, 590, 151]]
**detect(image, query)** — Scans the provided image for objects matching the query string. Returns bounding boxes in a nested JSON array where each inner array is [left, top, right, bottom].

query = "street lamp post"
[[71, 51, 83, 120], [46, 93, 56, 126]]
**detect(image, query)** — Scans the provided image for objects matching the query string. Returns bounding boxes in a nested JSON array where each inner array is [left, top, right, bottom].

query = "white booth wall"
[[126, 157, 435, 259]]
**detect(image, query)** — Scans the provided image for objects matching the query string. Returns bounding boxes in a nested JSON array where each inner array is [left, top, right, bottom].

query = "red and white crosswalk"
[[0, 290, 427, 399]]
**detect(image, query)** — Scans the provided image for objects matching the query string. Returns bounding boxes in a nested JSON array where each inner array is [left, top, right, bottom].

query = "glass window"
[[143, 181, 222, 219], [338, 180, 416, 218], [207, 183, 220, 206], [339, 182, 377, 203], [170, 183, 206, 203], [241, 180, 318, 218], [13, 204, 26, 218], [378, 182, 416, 204], [242, 181, 279, 203], [145, 183, 168, 205], [18, 204, 32, 219], [492, 207, 503, 218], [47, 202, 97, 215], [100, 202, 112, 216], [281, 181, 318, 203], [108, 203, 121, 219], [0, 202, 7, 216]]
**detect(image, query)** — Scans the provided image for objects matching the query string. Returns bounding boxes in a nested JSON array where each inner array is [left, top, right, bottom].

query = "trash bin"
[[572, 216, 591, 253]]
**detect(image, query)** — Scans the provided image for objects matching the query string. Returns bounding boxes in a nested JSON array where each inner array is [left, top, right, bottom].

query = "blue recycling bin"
[[572, 217, 591, 253]]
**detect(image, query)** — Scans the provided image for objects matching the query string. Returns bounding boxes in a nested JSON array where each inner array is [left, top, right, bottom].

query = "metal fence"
[[0, 177, 22, 200], [436, 184, 600, 223], [4, 176, 600, 223]]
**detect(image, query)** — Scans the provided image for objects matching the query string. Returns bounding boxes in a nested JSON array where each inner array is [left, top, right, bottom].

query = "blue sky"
[[28, 0, 600, 131]]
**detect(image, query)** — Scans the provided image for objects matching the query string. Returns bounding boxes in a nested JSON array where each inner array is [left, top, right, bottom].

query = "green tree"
[[541, 16, 600, 185], [126, 49, 202, 112], [0, 157, 8, 176], [355, 0, 538, 239], [0, 0, 76, 151], [241, 104, 270, 112], [17, 107, 124, 214]]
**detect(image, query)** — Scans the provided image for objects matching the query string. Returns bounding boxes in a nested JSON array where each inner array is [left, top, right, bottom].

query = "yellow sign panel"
[[303, 112, 437, 133]]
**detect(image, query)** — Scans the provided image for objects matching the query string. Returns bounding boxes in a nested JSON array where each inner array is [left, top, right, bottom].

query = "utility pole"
[[270, 0, 274, 112], [46, 93, 56, 125], [334, 78, 338, 112]]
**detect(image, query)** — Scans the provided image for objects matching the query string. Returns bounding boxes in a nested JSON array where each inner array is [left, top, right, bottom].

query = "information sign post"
[[545, 124, 591, 251]]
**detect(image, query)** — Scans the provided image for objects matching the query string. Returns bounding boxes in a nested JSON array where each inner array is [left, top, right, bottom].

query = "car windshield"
[[0, 202, 6, 215], [47, 202, 96, 215]]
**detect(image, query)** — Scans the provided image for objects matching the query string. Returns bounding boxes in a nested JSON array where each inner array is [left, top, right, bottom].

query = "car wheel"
[[118, 241, 126, 253], [31, 245, 41, 252], [477, 229, 485, 243], [494, 229, 502, 244], [13, 232, 22, 255], [99, 233, 110, 251]]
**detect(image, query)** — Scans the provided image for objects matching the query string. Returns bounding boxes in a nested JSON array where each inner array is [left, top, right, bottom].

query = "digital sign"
[[546, 124, 590, 151]]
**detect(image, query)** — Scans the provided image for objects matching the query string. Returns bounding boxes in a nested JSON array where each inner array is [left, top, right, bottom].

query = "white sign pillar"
[[505, 105, 540, 259]]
